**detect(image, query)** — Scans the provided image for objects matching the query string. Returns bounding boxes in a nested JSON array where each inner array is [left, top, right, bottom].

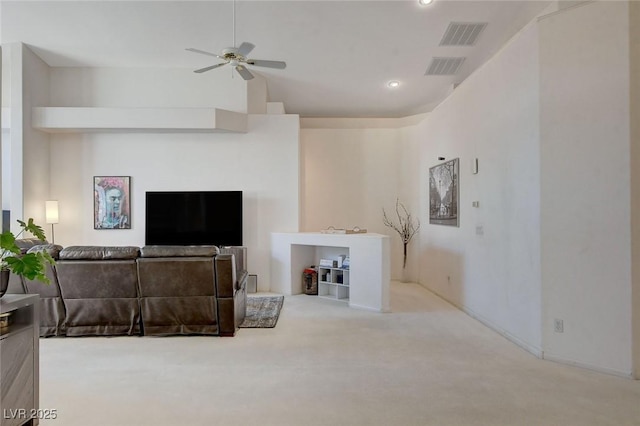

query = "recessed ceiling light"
[[418, 0, 434, 5], [387, 80, 400, 88]]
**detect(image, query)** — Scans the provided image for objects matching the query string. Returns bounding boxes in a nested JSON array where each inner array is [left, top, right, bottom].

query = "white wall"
[[22, 44, 50, 227], [300, 121, 420, 281], [631, 0, 640, 380], [1, 45, 9, 212], [539, 1, 633, 376], [3, 43, 25, 232], [416, 20, 543, 354], [0, 43, 53, 233], [45, 67, 299, 290], [49, 67, 253, 112], [1, 44, 48, 232]]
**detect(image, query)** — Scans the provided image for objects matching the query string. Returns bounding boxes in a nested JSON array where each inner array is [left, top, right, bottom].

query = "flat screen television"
[[145, 191, 242, 246]]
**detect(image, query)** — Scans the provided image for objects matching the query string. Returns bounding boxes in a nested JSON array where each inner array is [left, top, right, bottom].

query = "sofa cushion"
[[140, 245, 219, 258], [60, 246, 140, 260], [56, 259, 141, 336], [27, 243, 64, 260], [137, 256, 218, 336], [16, 238, 49, 254]]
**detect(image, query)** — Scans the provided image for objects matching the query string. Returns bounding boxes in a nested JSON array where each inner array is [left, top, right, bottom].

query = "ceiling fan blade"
[[194, 63, 228, 73], [235, 65, 254, 80], [186, 48, 224, 59], [237, 42, 255, 57], [246, 59, 286, 70]]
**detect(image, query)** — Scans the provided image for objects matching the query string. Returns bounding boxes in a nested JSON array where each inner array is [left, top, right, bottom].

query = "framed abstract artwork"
[[94, 176, 131, 229], [429, 158, 459, 227]]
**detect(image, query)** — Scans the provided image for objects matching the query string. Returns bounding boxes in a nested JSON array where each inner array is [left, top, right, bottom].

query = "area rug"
[[239, 295, 284, 328]]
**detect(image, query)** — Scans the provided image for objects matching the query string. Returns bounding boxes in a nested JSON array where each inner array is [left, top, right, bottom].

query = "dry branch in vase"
[[382, 199, 420, 269]]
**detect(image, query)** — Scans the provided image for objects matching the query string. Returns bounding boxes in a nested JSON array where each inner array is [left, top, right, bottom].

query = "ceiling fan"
[[186, 0, 286, 80], [186, 43, 286, 80]]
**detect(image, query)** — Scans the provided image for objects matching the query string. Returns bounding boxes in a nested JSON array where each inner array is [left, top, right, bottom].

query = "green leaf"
[[0, 219, 53, 285], [0, 231, 21, 256], [5, 253, 50, 284], [0, 231, 17, 249], [36, 251, 56, 266], [21, 218, 47, 241]]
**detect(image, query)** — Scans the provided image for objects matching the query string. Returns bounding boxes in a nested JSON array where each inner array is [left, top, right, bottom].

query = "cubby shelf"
[[317, 266, 350, 302]]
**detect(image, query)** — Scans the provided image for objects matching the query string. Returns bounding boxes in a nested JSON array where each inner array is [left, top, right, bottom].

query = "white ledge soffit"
[[300, 113, 427, 129], [32, 107, 248, 133]]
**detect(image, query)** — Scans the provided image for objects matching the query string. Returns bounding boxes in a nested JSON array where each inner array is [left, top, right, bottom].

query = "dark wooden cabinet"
[[1, 295, 39, 426]]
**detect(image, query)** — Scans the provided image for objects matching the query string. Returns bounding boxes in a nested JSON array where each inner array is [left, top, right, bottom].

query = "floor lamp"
[[45, 200, 59, 244]]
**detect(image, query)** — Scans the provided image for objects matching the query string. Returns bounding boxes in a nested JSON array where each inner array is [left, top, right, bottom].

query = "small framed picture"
[[94, 176, 131, 229], [429, 158, 459, 227]]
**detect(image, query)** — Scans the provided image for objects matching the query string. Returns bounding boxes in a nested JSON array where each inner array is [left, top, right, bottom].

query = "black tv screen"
[[145, 191, 242, 246]]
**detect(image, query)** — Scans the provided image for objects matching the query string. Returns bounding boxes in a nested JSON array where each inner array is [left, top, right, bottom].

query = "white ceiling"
[[0, 0, 551, 118]]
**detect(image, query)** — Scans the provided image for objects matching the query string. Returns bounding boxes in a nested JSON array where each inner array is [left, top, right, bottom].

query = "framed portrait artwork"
[[429, 158, 459, 227], [94, 176, 131, 229]]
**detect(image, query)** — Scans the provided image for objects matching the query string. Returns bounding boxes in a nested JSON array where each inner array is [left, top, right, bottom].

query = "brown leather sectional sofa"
[[14, 243, 247, 337]]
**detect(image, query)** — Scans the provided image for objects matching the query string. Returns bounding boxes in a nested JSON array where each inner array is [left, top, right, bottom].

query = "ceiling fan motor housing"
[[222, 47, 243, 60]]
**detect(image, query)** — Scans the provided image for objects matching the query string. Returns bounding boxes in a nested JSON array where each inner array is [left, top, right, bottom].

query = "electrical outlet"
[[554, 319, 564, 333]]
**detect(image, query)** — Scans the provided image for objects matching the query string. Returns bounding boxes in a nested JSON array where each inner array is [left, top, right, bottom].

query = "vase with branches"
[[383, 199, 420, 282]]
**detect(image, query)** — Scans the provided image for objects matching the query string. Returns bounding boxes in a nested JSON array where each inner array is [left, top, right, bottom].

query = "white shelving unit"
[[317, 267, 350, 302], [271, 232, 391, 312]]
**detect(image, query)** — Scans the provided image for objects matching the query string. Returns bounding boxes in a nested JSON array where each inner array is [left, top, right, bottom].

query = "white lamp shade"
[[45, 200, 59, 224]]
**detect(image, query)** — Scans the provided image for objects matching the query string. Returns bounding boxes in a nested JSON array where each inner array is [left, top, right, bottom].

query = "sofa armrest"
[[215, 254, 247, 336], [233, 271, 248, 333], [214, 254, 235, 297], [237, 269, 248, 292]]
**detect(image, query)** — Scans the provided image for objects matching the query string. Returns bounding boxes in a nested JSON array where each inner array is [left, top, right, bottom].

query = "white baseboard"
[[542, 352, 635, 379], [461, 305, 543, 358], [348, 302, 386, 313], [419, 285, 543, 357], [419, 284, 638, 379]]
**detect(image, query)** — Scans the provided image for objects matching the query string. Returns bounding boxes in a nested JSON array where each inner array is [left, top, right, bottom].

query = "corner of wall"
[[629, 0, 640, 380], [246, 73, 267, 114], [3, 42, 25, 232], [540, 0, 633, 376], [21, 44, 51, 228], [267, 102, 286, 114]]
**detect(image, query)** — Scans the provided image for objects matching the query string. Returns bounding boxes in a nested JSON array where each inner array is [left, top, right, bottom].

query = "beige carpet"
[[39, 282, 640, 425]]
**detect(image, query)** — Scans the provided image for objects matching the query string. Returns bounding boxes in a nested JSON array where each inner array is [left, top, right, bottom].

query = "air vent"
[[440, 22, 487, 46], [425, 57, 465, 76]]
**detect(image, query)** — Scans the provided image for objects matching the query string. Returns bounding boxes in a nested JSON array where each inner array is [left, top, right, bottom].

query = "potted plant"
[[383, 199, 420, 282], [0, 218, 55, 298]]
